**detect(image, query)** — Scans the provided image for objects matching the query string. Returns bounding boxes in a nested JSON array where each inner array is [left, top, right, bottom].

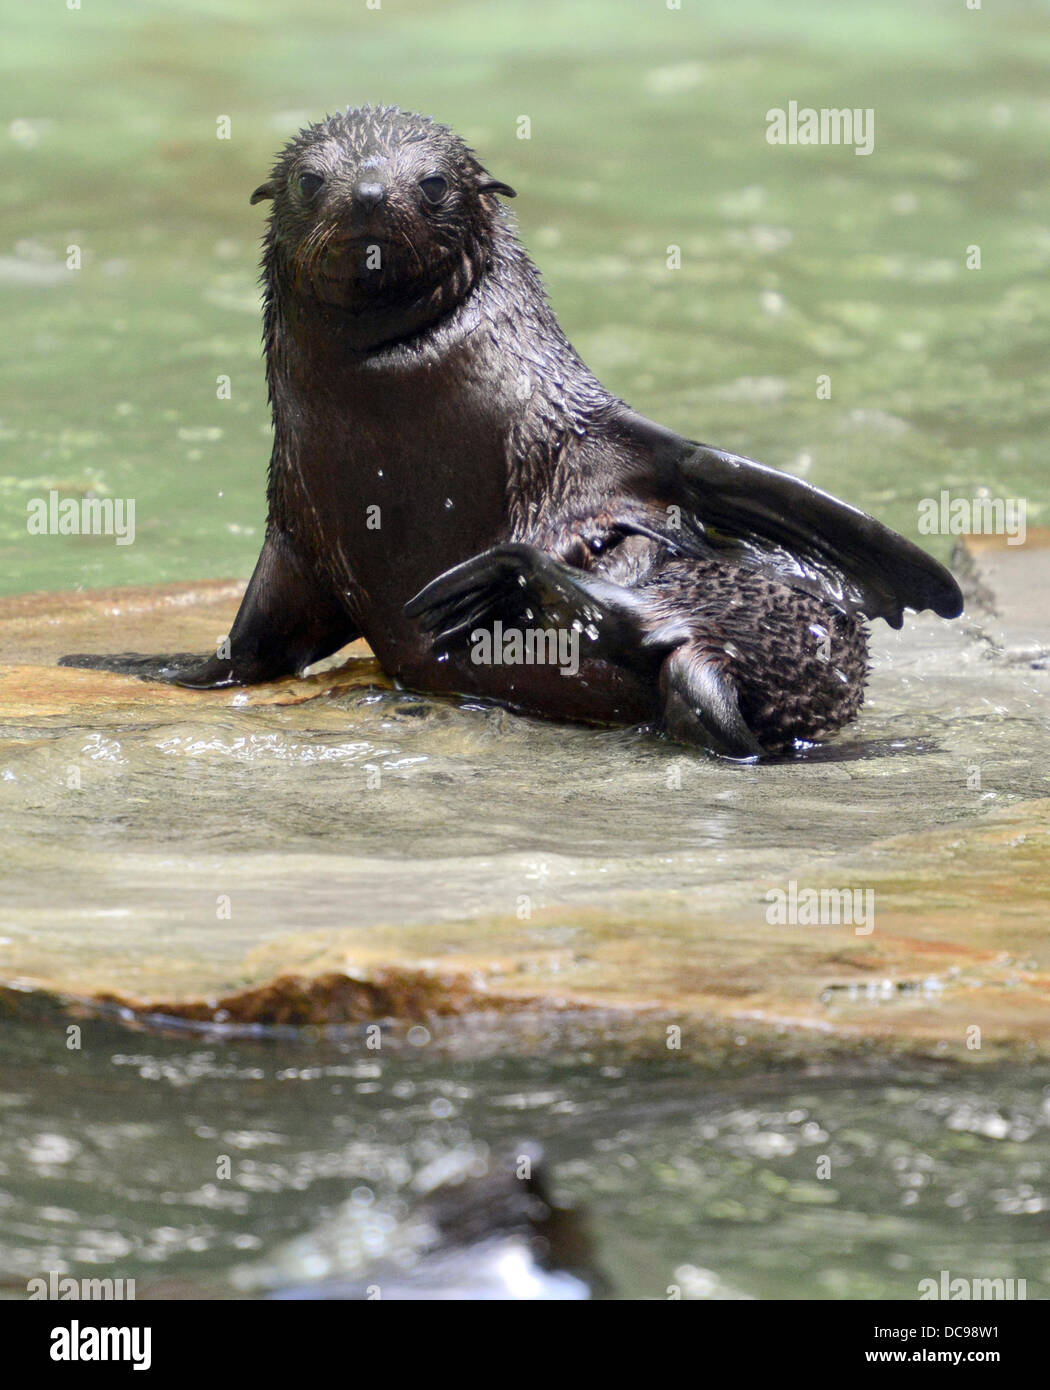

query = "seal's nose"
[[356, 182, 387, 211]]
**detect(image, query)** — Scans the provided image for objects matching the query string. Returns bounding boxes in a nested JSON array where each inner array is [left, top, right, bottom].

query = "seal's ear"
[[250, 181, 276, 206], [477, 176, 517, 199]]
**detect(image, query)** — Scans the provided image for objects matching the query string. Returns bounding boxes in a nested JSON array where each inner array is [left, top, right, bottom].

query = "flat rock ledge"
[[1, 539, 1048, 1061]]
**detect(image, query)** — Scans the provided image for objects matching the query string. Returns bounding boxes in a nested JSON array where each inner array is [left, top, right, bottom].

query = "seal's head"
[[252, 105, 515, 343]]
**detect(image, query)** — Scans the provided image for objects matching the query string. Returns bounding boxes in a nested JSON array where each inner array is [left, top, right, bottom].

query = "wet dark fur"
[[61, 106, 961, 758]]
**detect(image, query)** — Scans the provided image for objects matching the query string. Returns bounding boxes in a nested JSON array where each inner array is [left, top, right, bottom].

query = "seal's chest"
[[298, 368, 510, 619]]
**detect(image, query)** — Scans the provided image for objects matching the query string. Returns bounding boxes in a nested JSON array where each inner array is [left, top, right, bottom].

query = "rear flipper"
[[405, 542, 763, 757], [59, 529, 359, 689], [405, 542, 658, 667]]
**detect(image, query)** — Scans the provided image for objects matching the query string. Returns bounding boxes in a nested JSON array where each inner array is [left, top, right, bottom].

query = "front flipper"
[[58, 650, 239, 686], [59, 529, 359, 688], [404, 542, 663, 670], [609, 408, 964, 629]]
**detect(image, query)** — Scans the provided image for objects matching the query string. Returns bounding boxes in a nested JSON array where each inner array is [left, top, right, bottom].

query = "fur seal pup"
[[62, 106, 962, 756]]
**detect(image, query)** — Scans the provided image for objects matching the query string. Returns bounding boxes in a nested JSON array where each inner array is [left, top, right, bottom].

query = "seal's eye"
[[297, 171, 325, 201], [419, 175, 449, 206]]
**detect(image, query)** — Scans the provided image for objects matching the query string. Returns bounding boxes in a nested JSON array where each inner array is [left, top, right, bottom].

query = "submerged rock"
[[0, 534, 1047, 1061]]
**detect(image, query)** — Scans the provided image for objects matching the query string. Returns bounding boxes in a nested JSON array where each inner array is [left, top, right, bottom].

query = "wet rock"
[[0, 544, 1048, 1061]]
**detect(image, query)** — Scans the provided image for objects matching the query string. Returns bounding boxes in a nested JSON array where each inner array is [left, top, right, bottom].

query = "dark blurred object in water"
[[269, 1145, 606, 1301]]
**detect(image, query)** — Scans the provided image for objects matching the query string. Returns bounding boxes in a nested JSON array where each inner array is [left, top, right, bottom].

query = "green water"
[[2, 0, 1049, 594], [2, 1000, 1048, 1300]]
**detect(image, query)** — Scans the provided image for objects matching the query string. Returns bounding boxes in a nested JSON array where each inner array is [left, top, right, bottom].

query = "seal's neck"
[[264, 221, 492, 361], [261, 215, 617, 523]]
